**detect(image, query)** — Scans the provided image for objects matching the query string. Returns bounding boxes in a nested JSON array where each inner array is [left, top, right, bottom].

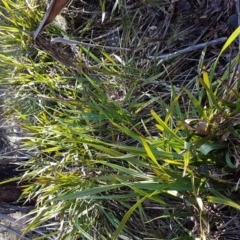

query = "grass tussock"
[[1, 0, 240, 239]]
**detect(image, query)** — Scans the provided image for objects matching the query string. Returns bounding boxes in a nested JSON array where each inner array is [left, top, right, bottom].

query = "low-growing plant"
[[1, 0, 240, 240]]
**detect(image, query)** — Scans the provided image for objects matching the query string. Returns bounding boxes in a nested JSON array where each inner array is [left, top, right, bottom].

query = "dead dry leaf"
[[33, 0, 71, 40]]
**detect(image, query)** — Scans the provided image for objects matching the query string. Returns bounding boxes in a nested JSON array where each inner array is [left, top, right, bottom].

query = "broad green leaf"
[[55, 181, 165, 201], [199, 143, 227, 155], [55, 184, 124, 200], [207, 196, 240, 210], [196, 197, 204, 211], [141, 137, 161, 168], [112, 193, 150, 240], [198, 73, 221, 109], [225, 151, 235, 168], [220, 26, 240, 55], [111, 122, 141, 141], [210, 27, 240, 83], [151, 109, 184, 145], [183, 150, 190, 177]]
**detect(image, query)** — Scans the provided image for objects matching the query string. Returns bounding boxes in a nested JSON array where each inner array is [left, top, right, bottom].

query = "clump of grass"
[[1, 0, 240, 239]]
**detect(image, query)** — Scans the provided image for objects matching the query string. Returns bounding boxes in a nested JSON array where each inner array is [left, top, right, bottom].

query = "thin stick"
[[148, 37, 227, 61], [92, 26, 122, 41], [50, 37, 131, 51]]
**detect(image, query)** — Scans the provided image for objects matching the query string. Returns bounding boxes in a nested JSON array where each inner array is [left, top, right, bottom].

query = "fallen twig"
[[148, 37, 227, 61], [50, 37, 131, 51], [92, 26, 122, 41]]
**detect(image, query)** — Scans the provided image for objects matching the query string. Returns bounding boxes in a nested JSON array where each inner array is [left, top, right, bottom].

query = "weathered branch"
[[148, 37, 227, 61]]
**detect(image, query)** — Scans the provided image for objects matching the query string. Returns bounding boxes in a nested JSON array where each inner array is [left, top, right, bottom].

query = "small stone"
[[229, 14, 238, 29]]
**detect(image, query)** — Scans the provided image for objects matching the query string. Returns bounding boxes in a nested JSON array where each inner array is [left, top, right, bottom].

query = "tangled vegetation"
[[1, 0, 240, 239]]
